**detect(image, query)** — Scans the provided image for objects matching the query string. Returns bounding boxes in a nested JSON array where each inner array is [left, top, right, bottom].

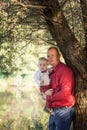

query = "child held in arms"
[[34, 57, 54, 114]]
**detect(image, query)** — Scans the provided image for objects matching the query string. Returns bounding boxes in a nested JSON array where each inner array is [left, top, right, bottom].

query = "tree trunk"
[[40, 0, 87, 130]]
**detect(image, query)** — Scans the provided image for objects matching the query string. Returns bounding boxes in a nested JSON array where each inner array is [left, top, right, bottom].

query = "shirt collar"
[[52, 61, 61, 72]]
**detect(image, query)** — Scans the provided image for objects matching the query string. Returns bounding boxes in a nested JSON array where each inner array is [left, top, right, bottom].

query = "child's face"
[[38, 60, 48, 72]]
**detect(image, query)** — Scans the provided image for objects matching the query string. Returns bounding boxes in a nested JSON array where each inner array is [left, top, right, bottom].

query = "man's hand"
[[45, 89, 53, 96], [41, 89, 53, 100]]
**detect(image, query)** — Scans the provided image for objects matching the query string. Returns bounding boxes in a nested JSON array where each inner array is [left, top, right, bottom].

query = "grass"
[[0, 77, 49, 130]]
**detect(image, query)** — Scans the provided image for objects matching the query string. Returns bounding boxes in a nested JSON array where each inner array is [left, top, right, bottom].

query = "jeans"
[[48, 107, 74, 130]]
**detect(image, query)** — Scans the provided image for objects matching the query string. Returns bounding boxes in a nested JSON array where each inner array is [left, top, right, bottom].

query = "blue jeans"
[[48, 107, 74, 130]]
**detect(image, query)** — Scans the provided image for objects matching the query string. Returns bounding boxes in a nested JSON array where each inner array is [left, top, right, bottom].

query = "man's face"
[[47, 48, 60, 67], [38, 60, 48, 72]]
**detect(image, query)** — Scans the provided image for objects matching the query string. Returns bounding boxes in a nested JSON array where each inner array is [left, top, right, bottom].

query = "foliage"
[[0, 0, 53, 74], [0, 0, 85, 74], [0, 0, 86, 74], [62, 0, 85, 46]]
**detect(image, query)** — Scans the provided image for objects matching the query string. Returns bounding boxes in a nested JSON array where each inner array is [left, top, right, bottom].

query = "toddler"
[[34, 57, 54, 114]]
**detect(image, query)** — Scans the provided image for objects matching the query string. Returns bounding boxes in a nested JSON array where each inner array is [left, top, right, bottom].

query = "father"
[[43, 47, 75, 130]]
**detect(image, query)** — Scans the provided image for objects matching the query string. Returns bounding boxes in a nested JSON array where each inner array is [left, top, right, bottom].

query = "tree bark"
[[40, 0, 87, 130]]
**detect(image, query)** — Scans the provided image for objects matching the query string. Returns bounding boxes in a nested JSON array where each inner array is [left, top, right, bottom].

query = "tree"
[[23, 0, 87, 129], [0, 0, 87, 130], [40, 1, 87, 130], [38, 1, 87, 130]]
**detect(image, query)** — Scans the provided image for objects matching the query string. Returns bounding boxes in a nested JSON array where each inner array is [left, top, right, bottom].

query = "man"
[[43, 47, 75, 130]]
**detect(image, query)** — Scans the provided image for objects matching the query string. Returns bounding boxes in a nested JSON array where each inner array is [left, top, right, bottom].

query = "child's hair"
[[38, 57, 48, 62]]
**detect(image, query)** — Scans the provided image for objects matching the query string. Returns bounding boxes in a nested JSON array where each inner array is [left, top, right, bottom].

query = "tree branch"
[[38, 36, 56, 46], [12, 0, 47, 9]]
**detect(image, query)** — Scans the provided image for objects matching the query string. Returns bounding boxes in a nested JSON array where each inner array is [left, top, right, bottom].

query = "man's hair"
[[38, 57, 48, 62], [48, 46, 60, 55]]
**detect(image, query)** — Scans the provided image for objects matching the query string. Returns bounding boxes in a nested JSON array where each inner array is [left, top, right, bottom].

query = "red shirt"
[[47, 62, 75, 108]]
